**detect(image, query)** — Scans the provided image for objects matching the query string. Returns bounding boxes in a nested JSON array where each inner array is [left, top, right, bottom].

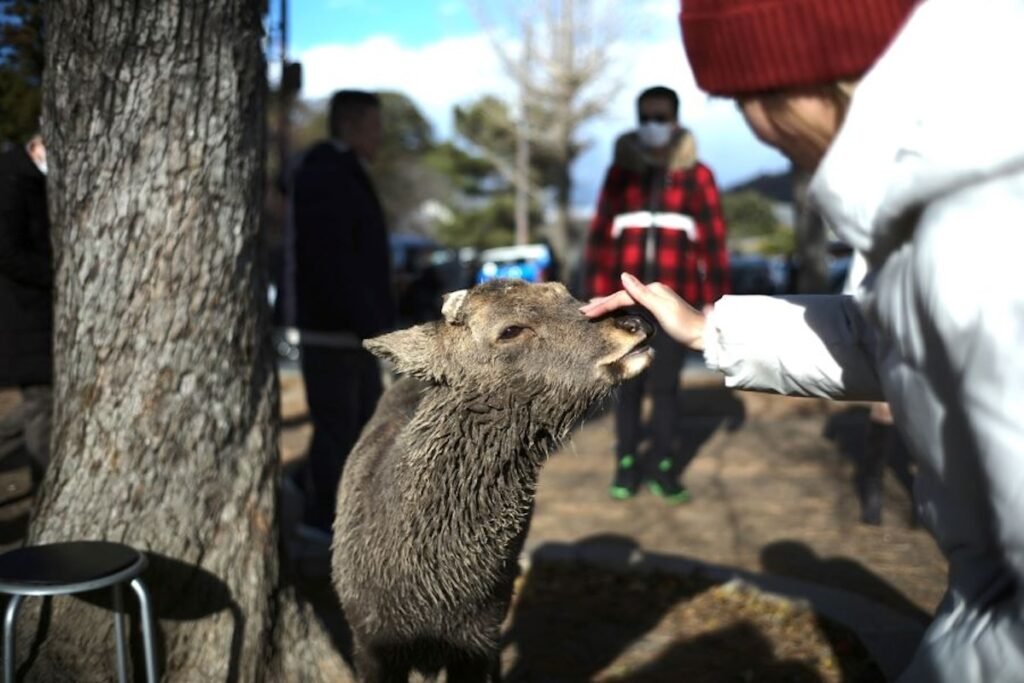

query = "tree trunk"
[[25, 2, 349, 680], [551, 164, 571, 264]]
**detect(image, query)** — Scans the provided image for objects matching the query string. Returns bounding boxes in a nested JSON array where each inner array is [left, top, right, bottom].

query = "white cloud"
[[298, 33, 511, 138], [291, 5, 788, 205]]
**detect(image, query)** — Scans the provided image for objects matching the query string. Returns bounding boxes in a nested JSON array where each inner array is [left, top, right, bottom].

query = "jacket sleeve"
[[0, 172, 52, 289], [703, 294, 884, 400], [692, 163, 730, 303], [584, 165, 623, 299]]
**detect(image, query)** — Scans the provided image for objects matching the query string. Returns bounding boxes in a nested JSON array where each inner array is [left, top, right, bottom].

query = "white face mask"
[[637, 121, 673, 149], [33, 159, 48, 176]]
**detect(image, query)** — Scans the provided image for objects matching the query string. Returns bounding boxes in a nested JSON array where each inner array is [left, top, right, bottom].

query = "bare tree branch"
[[468, 0, 626, 259]]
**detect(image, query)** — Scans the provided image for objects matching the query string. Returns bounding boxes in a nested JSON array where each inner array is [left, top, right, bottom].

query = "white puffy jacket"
[[703, 0, 1024, 680]]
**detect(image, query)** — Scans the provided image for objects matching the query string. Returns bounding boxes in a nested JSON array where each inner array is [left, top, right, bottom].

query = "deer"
[[332, 279, 654, 682]]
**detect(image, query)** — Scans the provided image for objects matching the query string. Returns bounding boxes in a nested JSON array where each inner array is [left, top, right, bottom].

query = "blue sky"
[[268, 0, 790, 206], [278, 0, 478, 49]]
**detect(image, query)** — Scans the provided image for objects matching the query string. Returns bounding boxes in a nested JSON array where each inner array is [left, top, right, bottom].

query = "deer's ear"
[[441, 289, 468, 325], [363, 322, 449, 383]]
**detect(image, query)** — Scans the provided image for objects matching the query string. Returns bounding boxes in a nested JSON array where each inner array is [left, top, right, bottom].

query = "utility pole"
[[277, 0, 292, 181], [276, 0, 301, 328]]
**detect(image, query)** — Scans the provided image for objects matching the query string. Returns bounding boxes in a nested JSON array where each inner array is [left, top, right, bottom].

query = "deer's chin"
[[602, 344, 651, 382], [617, 346, 655, 379]]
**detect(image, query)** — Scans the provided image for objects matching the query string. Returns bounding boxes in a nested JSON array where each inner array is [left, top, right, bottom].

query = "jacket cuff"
[[702, 300, 747, 387]]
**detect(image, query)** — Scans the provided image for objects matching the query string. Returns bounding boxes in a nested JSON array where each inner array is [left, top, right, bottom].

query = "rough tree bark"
[[23, 2, 349, 681]]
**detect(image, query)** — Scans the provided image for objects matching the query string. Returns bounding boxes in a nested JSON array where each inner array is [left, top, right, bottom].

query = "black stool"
[[0, 541, 157, 682]]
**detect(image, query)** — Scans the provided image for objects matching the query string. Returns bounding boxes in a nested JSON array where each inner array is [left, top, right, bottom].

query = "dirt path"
[[527, 381, 946, 622]]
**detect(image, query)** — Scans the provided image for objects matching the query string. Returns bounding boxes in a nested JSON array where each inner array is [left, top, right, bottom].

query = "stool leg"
[[3, 594, 24, 683], [112, 584, 129, 683], [129, 579, 158, 683]]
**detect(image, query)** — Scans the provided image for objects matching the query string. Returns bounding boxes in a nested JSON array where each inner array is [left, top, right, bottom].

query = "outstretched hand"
[[580, 273, 707, 351]]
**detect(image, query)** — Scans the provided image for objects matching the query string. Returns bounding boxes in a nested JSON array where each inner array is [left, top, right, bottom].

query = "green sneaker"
[[648, 459, 691, 504], [609, 454, 640, 500]]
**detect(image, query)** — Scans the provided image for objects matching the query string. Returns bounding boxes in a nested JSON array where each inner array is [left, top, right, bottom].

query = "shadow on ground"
[[279, 458, 355, 666], [501, 534, 887, 682], [760, 540, 930, 625], [823, 406, 917, 527]]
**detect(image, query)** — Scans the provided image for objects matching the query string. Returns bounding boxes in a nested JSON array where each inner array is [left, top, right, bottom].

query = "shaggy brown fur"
[[332, 280, 653, 683]]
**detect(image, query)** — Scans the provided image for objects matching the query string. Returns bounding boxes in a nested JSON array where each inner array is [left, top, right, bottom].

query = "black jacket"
[[0, 146, 52, 386], [292, 142, 395, 339]]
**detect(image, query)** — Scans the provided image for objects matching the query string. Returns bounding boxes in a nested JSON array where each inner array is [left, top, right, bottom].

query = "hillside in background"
[[727, 169, 794, 204]]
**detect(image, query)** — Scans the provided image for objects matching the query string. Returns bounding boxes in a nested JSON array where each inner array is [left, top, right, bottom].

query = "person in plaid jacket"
[[584, 85, 730, 503]]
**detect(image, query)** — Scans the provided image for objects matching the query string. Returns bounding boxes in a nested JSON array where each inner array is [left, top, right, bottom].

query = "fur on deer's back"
[[331, 279, 653, 679]]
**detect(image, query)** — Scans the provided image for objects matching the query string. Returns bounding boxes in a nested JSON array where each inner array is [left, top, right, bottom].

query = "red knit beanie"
[[680, 0, 917, 96]]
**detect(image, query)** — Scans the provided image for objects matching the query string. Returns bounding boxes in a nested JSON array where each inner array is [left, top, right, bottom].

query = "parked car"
[[729, 252, 786, 295], [475, 243, 557, 285], [391, 234, 480, 326]]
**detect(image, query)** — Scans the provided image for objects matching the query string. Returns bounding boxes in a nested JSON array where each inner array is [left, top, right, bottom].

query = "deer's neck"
[[400, 385, 593, 542]]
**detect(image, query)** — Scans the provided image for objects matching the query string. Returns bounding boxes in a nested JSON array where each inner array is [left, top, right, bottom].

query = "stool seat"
[[0, 541, 158, 682], [0, 541, 145, 596]]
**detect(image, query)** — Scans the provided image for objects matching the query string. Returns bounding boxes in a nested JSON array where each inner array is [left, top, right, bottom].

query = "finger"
[[620, 273, 661, 308], [579, 290, 634, 315], [579, 289, 637, 317], [579, 293, 610, 311]]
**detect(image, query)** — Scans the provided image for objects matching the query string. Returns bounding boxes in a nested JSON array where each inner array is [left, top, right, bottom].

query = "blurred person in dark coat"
[[290, 90, 395, 538], [0, 133, 52, 478]]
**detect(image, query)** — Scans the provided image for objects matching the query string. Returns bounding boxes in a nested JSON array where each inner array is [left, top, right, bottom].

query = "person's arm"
[[581, 274, 884, 400], [583, 166, 624, 299], [691, 163, 731, 303], [0, 172, 52, 289], [704, 293, 883, 400]]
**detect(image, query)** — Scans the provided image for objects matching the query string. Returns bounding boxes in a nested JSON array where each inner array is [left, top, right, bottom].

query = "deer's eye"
[[498, 325, 527, 341]]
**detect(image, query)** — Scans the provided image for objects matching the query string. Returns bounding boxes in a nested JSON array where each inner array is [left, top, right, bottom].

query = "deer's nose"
[[614, 314, 654, 338]]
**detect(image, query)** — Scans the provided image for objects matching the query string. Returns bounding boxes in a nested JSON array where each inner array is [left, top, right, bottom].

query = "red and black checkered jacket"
[[584, 130, 730, 307]]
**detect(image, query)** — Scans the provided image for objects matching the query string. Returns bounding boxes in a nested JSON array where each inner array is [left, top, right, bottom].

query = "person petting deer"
[[584, 0, 1024, 680]]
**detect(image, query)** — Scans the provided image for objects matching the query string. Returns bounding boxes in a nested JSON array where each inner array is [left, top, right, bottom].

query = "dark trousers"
[[859, 418, 915, 526], [300, 345, 383, 530], [0, 385, 52, 475], [615, 330, 689, 479]]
